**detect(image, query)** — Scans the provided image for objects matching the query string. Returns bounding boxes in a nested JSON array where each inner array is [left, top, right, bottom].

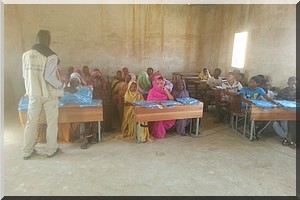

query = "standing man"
[[22, 30, 64, 160]]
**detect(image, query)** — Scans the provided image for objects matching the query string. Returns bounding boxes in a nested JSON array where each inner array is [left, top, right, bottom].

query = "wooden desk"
[[19, 104, 103, 142], [187, 80, 209, 99], [134, 104, 203, 143], [223, 90, 242, 113], [247, 105, 296, 141], [172, 72, 199, 81]]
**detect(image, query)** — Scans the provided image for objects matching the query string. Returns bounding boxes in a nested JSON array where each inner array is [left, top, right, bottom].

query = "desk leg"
[[249, 120, 255, 141], [98, 121, 101, 142], [243, 110, 248, 137], [196, 117, 200, 136], [137, 122, 141, 144], [189, 120, 192, 134], [135, 121, 137, 143]]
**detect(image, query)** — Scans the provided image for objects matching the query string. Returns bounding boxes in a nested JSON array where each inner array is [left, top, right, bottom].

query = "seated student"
[[71, 70, 87, 86], [272, 76, 297, 148], [147, 67, 154, 81], [236, 72, 247, 86], [93, 75, 112, 131], [81, 75, 113, 149], [206, 68, 222, 88], [222, 72, 243, 93], [121, 66, 129, 81], [239, 76, 278, 104], [137, 71, 152, 93], [147, 76, 176, 139], [150, 71, 173, 92], [150, 71, 161, 82], [63, 75, 83, 144], [65, 74, 81, 93], [214, 72, 243, 123], [276, 76, 296, 101], [198, 67, 211, 80], [260, 78, 275, 100], [205, 68, 223, 110], [232, 68, 240, 77], [118, 73, 136, 123], [91, 68, 102, 77], [121, 81, 153, 142], [171, 79, 192, 136], [82, 65, 92, 86], [111, 70, 124, 119]]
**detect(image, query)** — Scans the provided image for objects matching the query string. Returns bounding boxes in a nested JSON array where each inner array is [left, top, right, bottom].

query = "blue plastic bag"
[[18, 96, 29, 111], [133, 101, 162, 109], [79, 99, 102, 107], [176, 97, 201, 105], [250, 100, 276, 108], [274, 100, 297, 110], [59, 87, 93, 107], [161, 100, 181, 107]]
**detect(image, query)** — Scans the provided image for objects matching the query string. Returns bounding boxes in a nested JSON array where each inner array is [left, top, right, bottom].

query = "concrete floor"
[[3, 110, 296, 196]]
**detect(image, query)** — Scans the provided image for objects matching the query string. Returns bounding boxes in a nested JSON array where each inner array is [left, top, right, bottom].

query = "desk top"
[[135, 104, 203, 122]]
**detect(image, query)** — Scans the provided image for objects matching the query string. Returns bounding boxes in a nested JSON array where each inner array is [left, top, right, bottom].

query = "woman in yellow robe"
[[121, 80, 153, 142]]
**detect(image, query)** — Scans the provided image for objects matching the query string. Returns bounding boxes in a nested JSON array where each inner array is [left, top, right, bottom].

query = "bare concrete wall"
[[4, 4, 296, 113], [4, 4, 205, 111], [202, 4, 296, 87]]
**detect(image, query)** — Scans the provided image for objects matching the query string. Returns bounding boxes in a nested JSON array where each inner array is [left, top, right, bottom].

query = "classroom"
[[2, 2, 297, 196]]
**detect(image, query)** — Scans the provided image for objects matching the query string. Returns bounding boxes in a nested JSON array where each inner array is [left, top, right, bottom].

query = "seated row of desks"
[[18, 92, 296, 143], [18, 103, 204, 144], [212, 90, 296, 140]]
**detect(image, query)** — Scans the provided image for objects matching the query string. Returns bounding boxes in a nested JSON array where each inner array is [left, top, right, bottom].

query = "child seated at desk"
[[118, 73, 136, 122], [204, 68, 223, 111], [137, 71, 152, 93], [257, 75, 275, 100], [64, 73, 82, 93], [198, 67, 211, 80], [147, 76, 176, 139], [236, 72, 247, 86], [171, 79, 192, 136], [214, 72, 243, 123], [222, 72, 243, 93], [82, 65, 92, 86], [239, 76, 278, 104], [93, 75, 112, 131], [120, 81, 153, 142], [272, 76, 297, 148], [207, 68, 222, 88]]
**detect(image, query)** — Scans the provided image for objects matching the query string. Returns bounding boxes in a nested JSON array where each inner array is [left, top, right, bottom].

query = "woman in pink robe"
[[146, 76, 176, 139]]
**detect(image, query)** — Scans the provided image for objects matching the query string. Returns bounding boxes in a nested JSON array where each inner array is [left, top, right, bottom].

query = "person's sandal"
[[80, 138, 89, 149], [289, 141, 296, 149], [281, 139, 290, 146]]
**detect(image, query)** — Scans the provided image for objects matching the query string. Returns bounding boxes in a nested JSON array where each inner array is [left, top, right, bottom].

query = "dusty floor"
[[3, 110, 296, 196]]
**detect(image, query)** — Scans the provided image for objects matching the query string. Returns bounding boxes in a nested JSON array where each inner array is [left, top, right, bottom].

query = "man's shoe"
[[23, 149, 37, 160], [47, 148, 62, 158]]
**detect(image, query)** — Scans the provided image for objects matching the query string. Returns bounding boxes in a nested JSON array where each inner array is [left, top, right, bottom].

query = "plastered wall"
[[4, 4, 296, 113]]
